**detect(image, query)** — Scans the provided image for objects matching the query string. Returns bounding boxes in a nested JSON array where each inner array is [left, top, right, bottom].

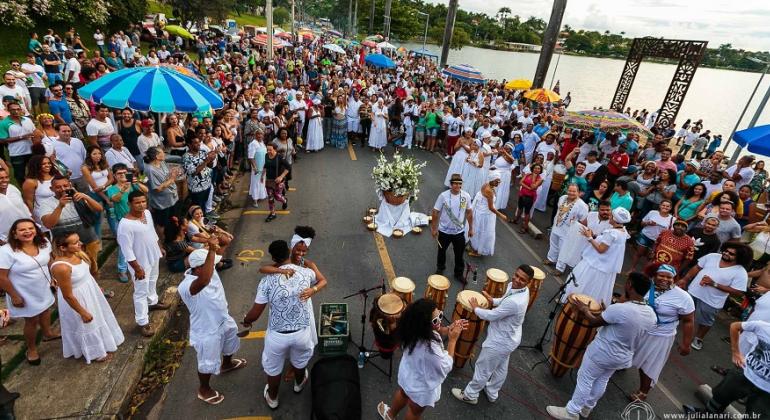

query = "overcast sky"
[[425, 0, 770, 52]]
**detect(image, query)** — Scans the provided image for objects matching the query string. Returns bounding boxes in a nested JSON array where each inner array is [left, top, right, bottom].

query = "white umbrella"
[[323, 43, 346, 54], [378, 41, 397, 50]]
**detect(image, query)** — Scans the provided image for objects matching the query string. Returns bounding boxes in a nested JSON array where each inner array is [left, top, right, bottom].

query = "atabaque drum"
[[550, 163, 567, 191], [484, 268, 509, 299], [452, 290, 489, 369], [527, 266, 546, 312], [392, 277, 415, 304], [370, 293, 405, 358], [549, 293, 603, 377], [424, 274, 450, 312]]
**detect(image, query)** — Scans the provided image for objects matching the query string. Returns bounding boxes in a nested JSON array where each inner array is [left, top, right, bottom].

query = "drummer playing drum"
[[546, 273, 657, 420], [451, 265, 534, 405]]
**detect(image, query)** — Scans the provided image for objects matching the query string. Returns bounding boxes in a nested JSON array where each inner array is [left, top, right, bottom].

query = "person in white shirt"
[[678, 243, 751, 350], [0, 73, 31, 114], [242, 239, 319, 409], [346, 90, 362, 143], [63, 50, 81, 88], [378, 298, 466, 420], [116, 191, 169, 337], [52, 124, 87, 192], [545, 184, 589, 275], [105, 134, 139, 172], [723, 156, 756, 189], [452, 265, 533, 404], [86, 104, 116, 150], [20, 55, 46, 115], [289, 91, 307, 138], [431, 174, 474, 282], [0, 167, 31, 244], [178, 245, 246, 406], [557, 202, 614, 270], [546, 273, 657, 420], [137, 119, 163, 165], [630, 264, 695, 401], [522, 124, 540, 164]]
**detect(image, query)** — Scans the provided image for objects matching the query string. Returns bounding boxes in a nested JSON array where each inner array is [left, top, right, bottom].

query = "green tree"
[[171, 0, 234, 25], [273, 6, 291, 25], [563, 32, 592, 52]]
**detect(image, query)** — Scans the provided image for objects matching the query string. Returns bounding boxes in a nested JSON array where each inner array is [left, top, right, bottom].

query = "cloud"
[[424, 0, 770, 51]]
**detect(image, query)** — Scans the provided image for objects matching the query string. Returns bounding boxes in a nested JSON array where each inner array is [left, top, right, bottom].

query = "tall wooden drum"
[[452, 290, 489, 369], [549, 293, 603, 377], [370, 293, 405, 357], [484, 268, 509, 299], [424, 274, 450, 312], [391, 277, 415, 304], [527, 266, 546, 312]]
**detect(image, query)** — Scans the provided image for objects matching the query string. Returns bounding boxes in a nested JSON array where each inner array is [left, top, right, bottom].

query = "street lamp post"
[[725, 57, 770, 163], [417, 11, 429, 54]]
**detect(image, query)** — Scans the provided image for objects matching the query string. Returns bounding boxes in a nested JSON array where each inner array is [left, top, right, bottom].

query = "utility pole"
[[369, 0, 376, 35], [290, 0, 296, 39], [266, 0, 273, 61], [348, 0, 353, 38], [532, 0, 567, 88], [353, 0, 358, 37], [439, 0, 458, 68], [383, 0, 392, 39]]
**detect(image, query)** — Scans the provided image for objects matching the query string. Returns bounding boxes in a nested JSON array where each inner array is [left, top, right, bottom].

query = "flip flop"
[[42, 334, 62, 342], [220, 358, 247, 374], [710, 365, 729, 376], [377, 402, 394, 420], [197, 390, 225, 405]]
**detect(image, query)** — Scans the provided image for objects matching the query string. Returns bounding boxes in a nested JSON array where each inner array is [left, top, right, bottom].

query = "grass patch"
[[229, 14, 266, 27]]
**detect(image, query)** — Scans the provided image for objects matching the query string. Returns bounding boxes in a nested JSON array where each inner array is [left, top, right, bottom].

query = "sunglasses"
[[450, 181, 463, 185], [432, 312, 444, 326]]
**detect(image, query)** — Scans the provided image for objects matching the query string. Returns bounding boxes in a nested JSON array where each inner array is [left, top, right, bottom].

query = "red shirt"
[[607, 151, 629, 176], [559, 136, 578, 162]]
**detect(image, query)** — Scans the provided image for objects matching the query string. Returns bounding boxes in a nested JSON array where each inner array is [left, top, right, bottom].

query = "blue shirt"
[[675, 172, 701, 200], [534, 124, 550, 138], [48, 98, 72, 124], [512, 143, 525, 160]]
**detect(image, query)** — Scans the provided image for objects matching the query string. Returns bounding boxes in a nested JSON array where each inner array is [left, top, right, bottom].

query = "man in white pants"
[[178, 244, 246, 405], [544, 184, 588, 276], [243, 239, 318, 409], [451, 264, 533, 404], [116, 191, 169, 337], [546, 273, 656, 419]]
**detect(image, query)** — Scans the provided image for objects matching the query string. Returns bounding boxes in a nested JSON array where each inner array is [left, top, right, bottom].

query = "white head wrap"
[[291, 234, 312, 249], [612, 207, 631, 224], [487, 170, 502, 183]]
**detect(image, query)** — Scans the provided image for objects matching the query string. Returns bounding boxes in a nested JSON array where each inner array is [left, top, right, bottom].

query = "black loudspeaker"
[[311, 355, 362, 420]]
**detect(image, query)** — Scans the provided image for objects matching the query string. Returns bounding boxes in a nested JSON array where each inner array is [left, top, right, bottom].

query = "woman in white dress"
[[630, 264, 695, 401], [462, 140, 486, 199], [247, 132, 268, 207], [533, 151, 556, 213], [565, 207, 632, 307], [369, 98, 388, 151], [493, 142, 515, 210], [51, 232, 125, 363], [305, 99, 324, 152], [0, 219, 58, 364], [469, 171, 509, 257], [22, 155, 56, 232], [444, 129, 473, 187], [378, 299, 466, 420]]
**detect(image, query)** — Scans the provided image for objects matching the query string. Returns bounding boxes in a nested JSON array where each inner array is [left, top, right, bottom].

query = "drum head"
[[378, 293, 405, 315], [530, 266, 546, 280], [486, 268, 508, 283], [569, 293, 602, 312], [392, 277, 415, 293], [427, 274, 450, 290], [457, 290, 488, 310]]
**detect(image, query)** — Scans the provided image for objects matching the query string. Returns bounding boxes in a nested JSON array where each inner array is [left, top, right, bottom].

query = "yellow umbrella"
[[504, 79, 532, 90], [524, 88, 561, 103]]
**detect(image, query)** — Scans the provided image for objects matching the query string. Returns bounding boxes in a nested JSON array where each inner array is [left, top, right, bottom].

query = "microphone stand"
[[343, 278, 393, 379], [519, 271, 579, 371]]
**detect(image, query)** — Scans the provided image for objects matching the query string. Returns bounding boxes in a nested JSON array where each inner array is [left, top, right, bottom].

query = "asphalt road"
[[155, 143, 736, 420]]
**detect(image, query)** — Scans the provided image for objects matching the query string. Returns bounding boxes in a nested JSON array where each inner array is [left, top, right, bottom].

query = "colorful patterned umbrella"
[[323, 43, 346, 54], [561, 110, 653, 137], [523, 88, 561, 103], [504, 79, 532, 90], [362, 40, 377, 48], [253, 34, 287, 48], [78, 66, 223, 113], [442, 64, 486, 84]]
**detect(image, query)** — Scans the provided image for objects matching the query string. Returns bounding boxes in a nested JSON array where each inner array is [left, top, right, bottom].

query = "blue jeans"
[[47, 73, 62, 85]]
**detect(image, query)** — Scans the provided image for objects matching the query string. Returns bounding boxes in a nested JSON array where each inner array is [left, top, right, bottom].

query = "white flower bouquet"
[[371, 154, 427, 204]]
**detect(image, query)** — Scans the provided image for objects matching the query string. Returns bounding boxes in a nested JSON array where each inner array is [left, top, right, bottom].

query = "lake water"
[[400, 43, 770, 157]]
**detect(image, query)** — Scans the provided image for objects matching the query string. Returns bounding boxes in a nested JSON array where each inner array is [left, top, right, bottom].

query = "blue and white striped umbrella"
[[442, 64, 486, 84], [78, 66, 224, 113]]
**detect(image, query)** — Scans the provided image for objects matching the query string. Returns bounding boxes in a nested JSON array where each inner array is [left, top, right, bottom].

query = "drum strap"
[[647, 286, 676, 325], [442, 194, 467, 229]]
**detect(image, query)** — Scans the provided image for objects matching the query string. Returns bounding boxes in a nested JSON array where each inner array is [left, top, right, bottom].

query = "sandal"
[[42, 334, 62, 342], [710, 365, 729, 376], [220, 358, 247, 374], [26, 351, 41, 366], [628, 390, 647, 401], [518, 227, 527, 234], [377, 402, 394, 420], [197, 390, 225, 405]]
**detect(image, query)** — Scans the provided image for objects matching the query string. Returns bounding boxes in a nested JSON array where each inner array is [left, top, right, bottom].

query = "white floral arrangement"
[[371, 154, 427, 201]]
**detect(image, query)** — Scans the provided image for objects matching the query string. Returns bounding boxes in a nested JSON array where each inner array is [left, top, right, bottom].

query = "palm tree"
[[497, 6, 511, 22]]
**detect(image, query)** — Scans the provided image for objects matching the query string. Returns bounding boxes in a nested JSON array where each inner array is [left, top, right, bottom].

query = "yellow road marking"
[[236, 249, 264, 263], [242, 331, 266, 339], [243, 210, 291, 215], [348, 142, 357, 161], [372, 232, 396, 286]]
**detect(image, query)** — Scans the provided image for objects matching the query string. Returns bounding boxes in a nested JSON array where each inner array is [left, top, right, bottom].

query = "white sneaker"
[[691, 337, 703, 350], [263, 384, 279, 409], [580, 407, 592, 418], [293, 368, 309, 393], [546, 405, 578, 420], [483, 389, 497, 403], [444, 154, 451, 159], [451, 388, 478, 405]]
